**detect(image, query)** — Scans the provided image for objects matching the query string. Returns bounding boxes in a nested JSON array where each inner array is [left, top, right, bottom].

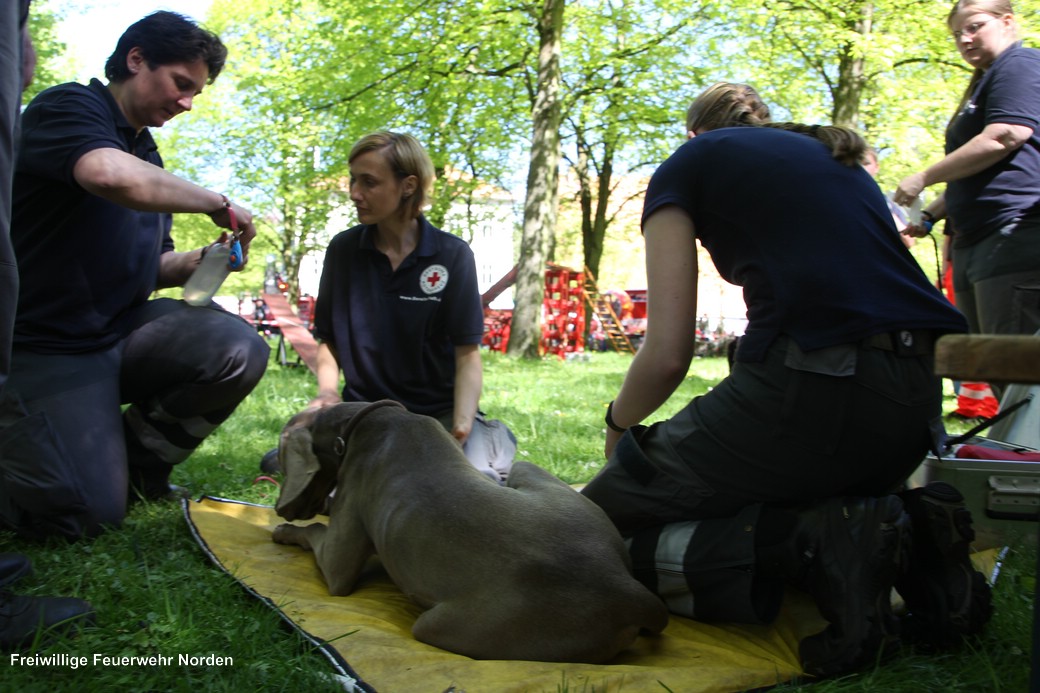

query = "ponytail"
[[762, 122, 868, 166]]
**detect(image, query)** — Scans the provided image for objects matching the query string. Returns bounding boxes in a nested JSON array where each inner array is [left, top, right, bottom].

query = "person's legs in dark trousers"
[[5, 347, 126, 536], [2, 300, 268, 532], [0, 0, 95, 648], [660, 338, 938, 509], [119, 299, 269, 498], [586, 434, 912, 677], [581, 336, 953, 675], [955, 264, 1040, 337], [585, 337, 938, 523], [974, 269, 1040, 336], [623, 504, 779, 625], [0, 0, 19, 397], [954, 222, 1040, 399]]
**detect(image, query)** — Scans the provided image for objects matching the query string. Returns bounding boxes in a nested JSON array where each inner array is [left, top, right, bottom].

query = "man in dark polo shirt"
[[0, 11, 269, 540]]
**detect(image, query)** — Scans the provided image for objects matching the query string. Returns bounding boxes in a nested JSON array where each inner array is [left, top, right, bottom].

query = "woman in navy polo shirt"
[[301, 131, 513, 482], [897, 0, 1040, 342], [581, 83, 982, 678]]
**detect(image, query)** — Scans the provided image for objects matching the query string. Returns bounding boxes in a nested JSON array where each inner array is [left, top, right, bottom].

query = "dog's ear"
[[274, 424, 322, 520]]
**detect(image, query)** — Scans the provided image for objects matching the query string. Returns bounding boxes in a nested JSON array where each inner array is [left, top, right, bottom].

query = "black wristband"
[[605, 400, 627, 433], [921, 210, 935, 223]]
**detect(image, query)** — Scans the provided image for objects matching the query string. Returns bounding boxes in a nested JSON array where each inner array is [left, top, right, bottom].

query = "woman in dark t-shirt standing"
[[897, 0, 1040, 339]]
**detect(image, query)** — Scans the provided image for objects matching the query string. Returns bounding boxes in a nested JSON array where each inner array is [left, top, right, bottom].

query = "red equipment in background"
[[481, 264, 587, 359], [541, 265, 586, 359]]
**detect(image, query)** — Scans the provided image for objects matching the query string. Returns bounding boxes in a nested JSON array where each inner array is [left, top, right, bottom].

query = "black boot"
[[0, 554, 31, 588], [127, 463, 189, 504], [895, 481, 993, 648], [0, 589, 95, 651], [761, 495, 911, 678], [125, 432, 189, 504], [259, 447, 280, 475]]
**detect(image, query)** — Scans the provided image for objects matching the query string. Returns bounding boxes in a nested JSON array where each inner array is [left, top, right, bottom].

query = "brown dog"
[[272, 400, 668, 663]]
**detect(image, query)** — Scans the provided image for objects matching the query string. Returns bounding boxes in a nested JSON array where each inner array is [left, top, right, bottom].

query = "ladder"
[[582, 266, 636, 354]]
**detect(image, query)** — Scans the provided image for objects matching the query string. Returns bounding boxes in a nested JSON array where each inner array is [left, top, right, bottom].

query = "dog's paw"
[[272, 523, 298, 545]]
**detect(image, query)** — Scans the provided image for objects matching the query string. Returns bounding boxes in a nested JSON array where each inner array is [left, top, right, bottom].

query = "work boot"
[[259, 447, 281, 475], [127, 466, 190, 505], [0, 554, 31, 588], [895, 481, 993, 648], [0, 589, 95, 651], [127, 470, 191, 501], [124, 429, 190, 504], [794, 495, 911, 678]]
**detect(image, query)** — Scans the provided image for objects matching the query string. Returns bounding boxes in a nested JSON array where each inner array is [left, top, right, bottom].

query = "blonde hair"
[[685, 82, 771, 134], [349, 131, 435, 219], [947, 0, 1016, 31], [947, 0, 1019, 127], [763, 123, 869, 166]]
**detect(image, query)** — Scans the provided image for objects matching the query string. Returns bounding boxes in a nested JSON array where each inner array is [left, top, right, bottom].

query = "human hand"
[[207, 199, 256, 270], [306, 391, 342, 410], [893, 173, 926, 208], [451, 418, 473, 447], [902, 222, 933, 238]]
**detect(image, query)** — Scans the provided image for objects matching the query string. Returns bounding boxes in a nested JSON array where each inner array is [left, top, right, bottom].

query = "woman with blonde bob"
[[268, 131, 514, 482], [582, 84, 986, 678]]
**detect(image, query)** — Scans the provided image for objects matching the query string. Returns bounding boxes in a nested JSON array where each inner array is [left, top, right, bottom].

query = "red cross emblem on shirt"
[[420, 264, 449, 295]]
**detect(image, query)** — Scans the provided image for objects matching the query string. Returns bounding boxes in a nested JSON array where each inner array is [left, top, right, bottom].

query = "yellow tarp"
[[185, 496, 827, 692], [184, 496, 1002, 692]]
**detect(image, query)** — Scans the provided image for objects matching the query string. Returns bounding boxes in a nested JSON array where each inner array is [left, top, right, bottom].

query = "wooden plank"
[[934, 334, 1040, 384], [262, 291, 319, 374]]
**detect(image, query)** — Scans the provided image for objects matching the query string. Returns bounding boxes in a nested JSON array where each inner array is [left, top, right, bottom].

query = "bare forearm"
[[923, 127, 1029, 186], [609, 206, 699, 431], [74, 148, 224, 213], [897, 123, 1033, 204], [452, 345, 483, 439], [74, 148, 259, 270], [609, 341, 690, 430], [311, 342, 342, 402]]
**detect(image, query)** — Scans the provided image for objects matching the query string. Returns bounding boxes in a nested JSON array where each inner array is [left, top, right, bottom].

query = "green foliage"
[[23, 0, 68, 102], [559, 1, 704, 278], [481, 351, 727, 481], [31, 0, 1040, 294], [145, 0, 1038, 345]]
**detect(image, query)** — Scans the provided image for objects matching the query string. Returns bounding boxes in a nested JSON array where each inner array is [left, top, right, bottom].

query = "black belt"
[[861, 329, 935, 356]]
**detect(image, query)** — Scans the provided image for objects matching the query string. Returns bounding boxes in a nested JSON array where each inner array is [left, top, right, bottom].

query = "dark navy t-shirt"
[[642, 127, 968, 362], [945, 44, 1040, 247], [13, 79, 173, 353], [313, 217, 485, 415]]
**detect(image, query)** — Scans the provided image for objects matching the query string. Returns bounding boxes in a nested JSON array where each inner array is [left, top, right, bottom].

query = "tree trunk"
[[508, 0, 565, 359], [831, 1, 873, 127]]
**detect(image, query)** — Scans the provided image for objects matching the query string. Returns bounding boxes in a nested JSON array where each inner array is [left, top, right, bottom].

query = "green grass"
[[0, 347, 1033, 692]]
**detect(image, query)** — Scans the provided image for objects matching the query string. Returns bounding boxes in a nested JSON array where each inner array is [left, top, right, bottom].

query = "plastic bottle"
[[183, 243, 231, 306]]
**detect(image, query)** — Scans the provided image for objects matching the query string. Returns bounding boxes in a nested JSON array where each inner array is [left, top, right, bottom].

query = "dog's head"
[[274, 400, 405, 521]]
